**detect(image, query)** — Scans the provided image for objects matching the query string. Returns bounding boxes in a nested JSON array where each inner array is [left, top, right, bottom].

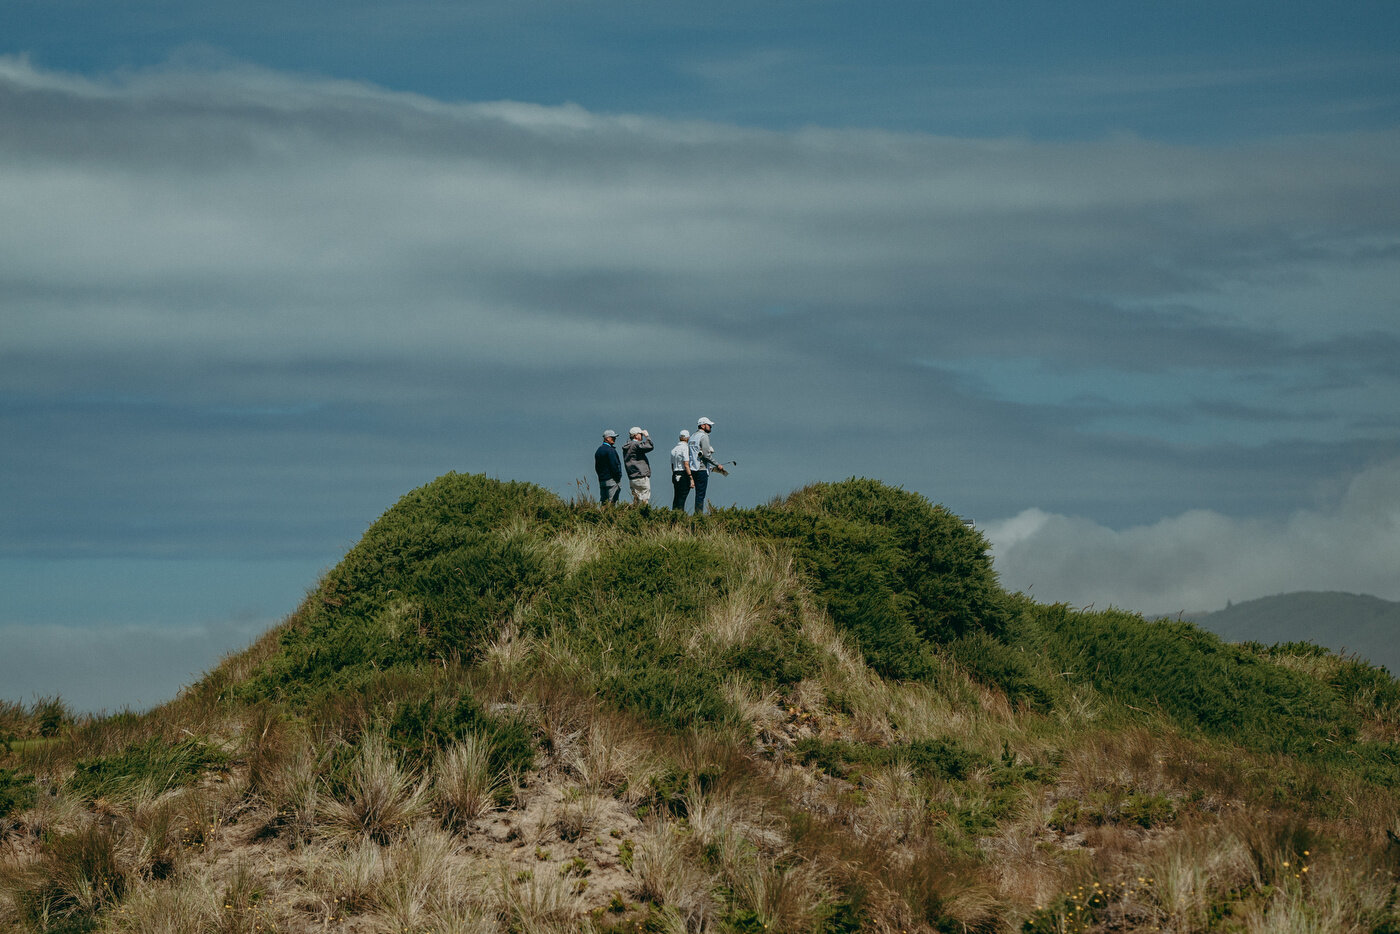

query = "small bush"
[[244, 473, 563, 703], [386, 689, 535, 779], [719, 480, 1009, 678], [1048, 793, 1177, 831], [779, 479, 1010, 643], [1119, 793, 1176, 829]]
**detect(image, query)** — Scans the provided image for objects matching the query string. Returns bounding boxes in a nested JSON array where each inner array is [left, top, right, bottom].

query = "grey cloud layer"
[[3, 57, 1399, 555]]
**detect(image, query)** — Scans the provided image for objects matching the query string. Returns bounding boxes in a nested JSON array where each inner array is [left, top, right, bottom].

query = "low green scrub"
[[0, 766, 37, 817], [945, 629, 1061, 711], [764, 511, 934, 679], [642, 762, 725, 818], [1246, 641, 1400, 718], [384, 690, 535, 779], [793, 737, 979, 782], [538, 536, 818, 733], [1048, 792, 1177, 831], [1015, 601, 1400, 782], [65, 738, 225, 801], [779, 479, 1010, 642]]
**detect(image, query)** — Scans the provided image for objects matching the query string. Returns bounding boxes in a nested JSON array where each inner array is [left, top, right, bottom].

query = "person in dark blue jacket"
[[594, 430, 624, 504]]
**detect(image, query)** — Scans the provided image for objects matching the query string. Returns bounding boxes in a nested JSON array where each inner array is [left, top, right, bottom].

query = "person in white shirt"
[[687, 417, 725, 514], [670, 430, 693, 511]]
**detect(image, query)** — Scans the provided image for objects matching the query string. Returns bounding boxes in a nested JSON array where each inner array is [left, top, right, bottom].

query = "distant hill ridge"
[[1192, 590, 1400, 675], [3, 474, 1399, 932]]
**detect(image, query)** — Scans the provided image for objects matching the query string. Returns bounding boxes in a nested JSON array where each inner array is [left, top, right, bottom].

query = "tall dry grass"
[[435, 732, 507, 826], [317, 733, 427, 844]]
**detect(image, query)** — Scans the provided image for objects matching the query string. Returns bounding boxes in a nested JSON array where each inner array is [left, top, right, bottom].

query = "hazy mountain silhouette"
[[1193, 591, 1400, 675]]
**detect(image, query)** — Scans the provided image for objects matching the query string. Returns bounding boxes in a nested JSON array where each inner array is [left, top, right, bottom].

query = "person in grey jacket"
[[621, 427, 654, 504]]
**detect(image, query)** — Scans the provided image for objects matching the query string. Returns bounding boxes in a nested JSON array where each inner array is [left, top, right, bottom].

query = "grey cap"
[[697, 417, 714, 427], [679, 430, 690, 440], [603, 429, 618, 439], [629, 427, 643, 436]]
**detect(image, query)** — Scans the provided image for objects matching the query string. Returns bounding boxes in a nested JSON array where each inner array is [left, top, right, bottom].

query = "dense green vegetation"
[[3, 471, 1398, 934], [244, 474, 1009, 709], [236, 472, 1398, 782]]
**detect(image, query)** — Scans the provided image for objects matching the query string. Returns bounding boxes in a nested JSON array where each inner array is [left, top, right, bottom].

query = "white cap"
[[679, 430, 690, 440], [603, 429, 617, 439], [629, 427, 643, 436], [697, 417, 714, 427]]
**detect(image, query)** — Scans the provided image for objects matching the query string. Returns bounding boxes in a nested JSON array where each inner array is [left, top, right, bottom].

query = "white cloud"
[[985, 458, 1400, 616]]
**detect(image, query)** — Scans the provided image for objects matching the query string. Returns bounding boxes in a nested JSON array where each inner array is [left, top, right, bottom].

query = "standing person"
[[594, 430, 623, 504], [621, 427, 654, 504], [688, 417, 724, 514], [670, 430, 693, 511]]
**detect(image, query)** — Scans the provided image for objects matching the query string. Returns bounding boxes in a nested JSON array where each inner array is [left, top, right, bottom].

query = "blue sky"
[[3, 2, 1400, 709]]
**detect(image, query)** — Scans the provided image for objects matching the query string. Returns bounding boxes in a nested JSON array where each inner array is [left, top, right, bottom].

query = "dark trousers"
[[671, 471, 691, 510], [692, 469, 709, 514]]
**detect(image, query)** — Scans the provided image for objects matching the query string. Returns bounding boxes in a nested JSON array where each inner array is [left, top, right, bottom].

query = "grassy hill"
[[1193, 591, 1400, 677], [2, 474, 1399, 933]]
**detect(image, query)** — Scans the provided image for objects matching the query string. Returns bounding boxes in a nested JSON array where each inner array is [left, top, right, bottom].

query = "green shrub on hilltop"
[[781, 479, 1009, 642], [945, 628, 1062, 711], [718, 479, 1007, 678], [246, 474, 563, 702], [721, 509, 932, 679]]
